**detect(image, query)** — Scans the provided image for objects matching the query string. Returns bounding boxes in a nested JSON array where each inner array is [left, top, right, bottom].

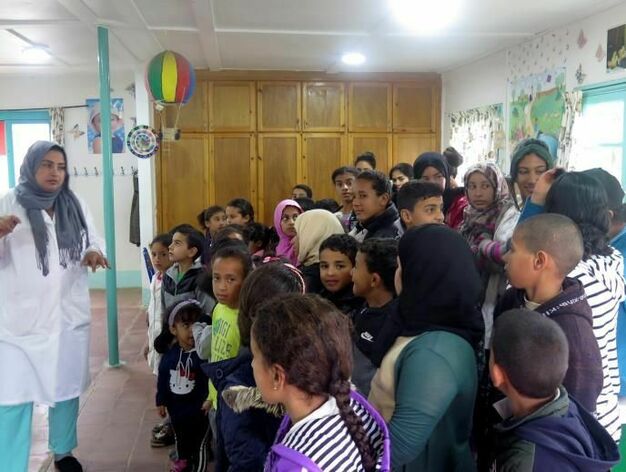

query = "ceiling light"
[[22, 45, 50, 63], [341, 52, 366, 65], [389, 0, 461, 35]]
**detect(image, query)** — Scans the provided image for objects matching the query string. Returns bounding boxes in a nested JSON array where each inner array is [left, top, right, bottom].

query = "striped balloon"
[[145, 51, 196, 105]]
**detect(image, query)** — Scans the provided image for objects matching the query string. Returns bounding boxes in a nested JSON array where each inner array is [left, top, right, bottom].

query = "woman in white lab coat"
[[0, 141, 108, 472]]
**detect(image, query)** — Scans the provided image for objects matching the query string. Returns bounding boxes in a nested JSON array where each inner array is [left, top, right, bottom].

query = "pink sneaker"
[[169, 458, 188, 472]]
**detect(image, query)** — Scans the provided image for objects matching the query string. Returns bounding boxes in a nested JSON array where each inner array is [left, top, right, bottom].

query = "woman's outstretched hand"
[[0, 215, 20, 238], [81, 251, 110, 272]]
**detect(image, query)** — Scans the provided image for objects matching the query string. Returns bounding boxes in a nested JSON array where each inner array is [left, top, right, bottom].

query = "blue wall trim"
[[88, 270, 142, 289]]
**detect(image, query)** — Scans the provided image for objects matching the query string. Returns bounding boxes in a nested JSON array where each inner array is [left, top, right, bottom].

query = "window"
[[570, 81, 626, 185], [0, 110, 51, 195]]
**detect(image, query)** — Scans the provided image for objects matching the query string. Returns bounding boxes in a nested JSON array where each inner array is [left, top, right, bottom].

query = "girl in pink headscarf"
[[273, 199, 303, 266]]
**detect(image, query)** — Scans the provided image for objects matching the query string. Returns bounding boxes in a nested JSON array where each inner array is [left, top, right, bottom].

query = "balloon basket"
[[161, 127, 181, 142]]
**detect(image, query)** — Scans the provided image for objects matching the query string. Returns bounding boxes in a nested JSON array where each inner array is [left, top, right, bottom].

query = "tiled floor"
[[30, 288, 170, 472]]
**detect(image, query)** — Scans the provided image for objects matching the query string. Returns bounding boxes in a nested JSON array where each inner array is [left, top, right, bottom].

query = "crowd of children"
[[144, 141, 625, 471]]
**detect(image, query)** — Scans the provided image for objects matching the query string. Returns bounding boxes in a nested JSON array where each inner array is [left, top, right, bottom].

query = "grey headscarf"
[[15, 141, 89, 276]]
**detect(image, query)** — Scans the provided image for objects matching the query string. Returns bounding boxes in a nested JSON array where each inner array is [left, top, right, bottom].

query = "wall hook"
[[121, 166, 125, 176], [94, 167, 99, 177], [83, 167, 88, 177], [73, 166, 78, 177]]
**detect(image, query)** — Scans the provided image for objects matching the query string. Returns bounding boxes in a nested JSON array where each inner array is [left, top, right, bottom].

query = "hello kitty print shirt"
[[156, 344, 209, 420]]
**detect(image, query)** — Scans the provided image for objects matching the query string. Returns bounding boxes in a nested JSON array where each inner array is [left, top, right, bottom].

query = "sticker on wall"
[[69, 124, 85, 140], [607, 24, 626, 71], [126, 125, 160, 159], [575, 64, 586, 84], [596, 43, 607, 62], [577, 29, 587, 49], [86, 98, 126, 154]]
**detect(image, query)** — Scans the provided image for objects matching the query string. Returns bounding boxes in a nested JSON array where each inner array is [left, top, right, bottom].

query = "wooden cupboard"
[[348, 83, 391, 132], [257, 82, 301, 131], [302, 133, 346, 201], [157, 72, 441, 230], [158, 134, 209, 230], [209, 82, 256, 132], [257, 134, 301, 224], [303, 82, 345, 132], [349, 134, 393, 174]]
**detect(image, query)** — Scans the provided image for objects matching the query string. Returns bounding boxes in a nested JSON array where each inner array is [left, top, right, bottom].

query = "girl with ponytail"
[[251, 294, 390, 472]]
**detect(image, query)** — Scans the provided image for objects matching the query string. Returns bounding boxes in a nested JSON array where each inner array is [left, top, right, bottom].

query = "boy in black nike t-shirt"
[[351, 238, 399, 395]]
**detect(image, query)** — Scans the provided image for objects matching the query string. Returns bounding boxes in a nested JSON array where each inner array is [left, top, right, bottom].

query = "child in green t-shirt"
[[204, 245, 252, 411]]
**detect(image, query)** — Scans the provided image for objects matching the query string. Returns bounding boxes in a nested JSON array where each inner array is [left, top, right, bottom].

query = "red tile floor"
[[31, 288, 171, 471]]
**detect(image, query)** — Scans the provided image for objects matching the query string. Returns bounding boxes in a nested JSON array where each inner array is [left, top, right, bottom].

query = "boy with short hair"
[[498, 214, 603, 412], [162, 224, 215, 316], [349, 170, 403, 242], [318, 234, 363, 315], [332, 166, 359, 232], [397, 180, 444, 229], [351, 238, 399, 395], [489, 309, 619, 471]]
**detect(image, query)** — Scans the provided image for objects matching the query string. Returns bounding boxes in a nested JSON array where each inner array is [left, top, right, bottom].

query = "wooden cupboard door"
[[158, 134, 209, 232], [348, 83, 391, 132], [393, 84, 437, 133], [257, 134, 301, 224], [257, 82, 301, 131], [209, 81, 256, 132], [303, 82, 345, 131], [349, 134, 393, 174], [392, 134, 438, 167], [210, 134, 256, 208], [302, 134, 346, 200]]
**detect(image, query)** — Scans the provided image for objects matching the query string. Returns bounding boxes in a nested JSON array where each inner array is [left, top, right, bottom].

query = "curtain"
[[557, 90, 583, 169], [449, 104, 506, 173], [49, 107, 65, 147]]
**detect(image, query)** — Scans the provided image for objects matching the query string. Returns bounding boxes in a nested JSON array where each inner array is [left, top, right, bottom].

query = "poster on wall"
[[607, 24, 626, 71], [86, 98, 125, 154], [508, 68, 566, 151]]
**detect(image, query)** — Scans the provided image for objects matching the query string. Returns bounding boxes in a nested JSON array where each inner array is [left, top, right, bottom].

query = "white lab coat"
[[0, 188, 104, 406]]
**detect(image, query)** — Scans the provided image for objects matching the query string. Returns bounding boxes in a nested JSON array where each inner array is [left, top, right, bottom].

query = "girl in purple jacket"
[[250, 294, 390, 472]]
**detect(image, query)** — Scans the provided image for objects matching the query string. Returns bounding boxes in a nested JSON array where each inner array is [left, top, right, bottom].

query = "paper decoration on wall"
[[126, 125, 160, 159], [577, 30, 587, 49], [575, 64, 586, 84], [508, 68, 566, 151], [69, 124, 85, 140], [130, 116, 137, 128], [596, 43, 606, 62], [125, 83, 136, 99], [86, 98, 126, 154], [607, 24, 626, 71]]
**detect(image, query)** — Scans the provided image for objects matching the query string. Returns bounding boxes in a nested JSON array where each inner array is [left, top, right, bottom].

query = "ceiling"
[[0, 0, 622, 74]]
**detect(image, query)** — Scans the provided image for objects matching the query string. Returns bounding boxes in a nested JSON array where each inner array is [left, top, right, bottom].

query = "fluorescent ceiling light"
[[22, 45, 50, 63], [341, 52, 366, 65], [389, 0, 461, 34]]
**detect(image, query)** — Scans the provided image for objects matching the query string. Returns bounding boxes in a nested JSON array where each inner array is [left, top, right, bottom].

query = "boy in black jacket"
[[497, 214, 602, 412], [490, 310, 619, 471], [351, 238, 399, 395]]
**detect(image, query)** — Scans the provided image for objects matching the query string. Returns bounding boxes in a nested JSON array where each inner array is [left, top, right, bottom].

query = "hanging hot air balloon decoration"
[[145, 50, 196, 141]]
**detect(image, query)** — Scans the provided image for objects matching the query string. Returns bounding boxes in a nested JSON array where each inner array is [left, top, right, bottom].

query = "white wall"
[[0, 71, 143, 286], [442, 2, 626, 149]]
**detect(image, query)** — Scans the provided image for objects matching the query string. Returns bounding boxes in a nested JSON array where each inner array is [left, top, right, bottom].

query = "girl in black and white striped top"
[[250, 294, 390, 472], [523, 170, 626, 442]]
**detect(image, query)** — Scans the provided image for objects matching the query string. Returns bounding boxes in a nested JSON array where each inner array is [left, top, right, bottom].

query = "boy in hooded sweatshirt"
[[489, 309, 619, 471], [497, 214, 603, 412]]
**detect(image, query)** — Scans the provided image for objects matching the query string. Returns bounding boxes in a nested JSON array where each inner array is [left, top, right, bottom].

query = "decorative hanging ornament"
[[126, 125, 160, 159], [145, 50, 196, 105], [596, 44, 606, 62], [577, 29, 587, 49]]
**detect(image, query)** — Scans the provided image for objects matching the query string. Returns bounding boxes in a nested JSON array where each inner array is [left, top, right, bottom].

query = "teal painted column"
[[97, 26, 120, 367]]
